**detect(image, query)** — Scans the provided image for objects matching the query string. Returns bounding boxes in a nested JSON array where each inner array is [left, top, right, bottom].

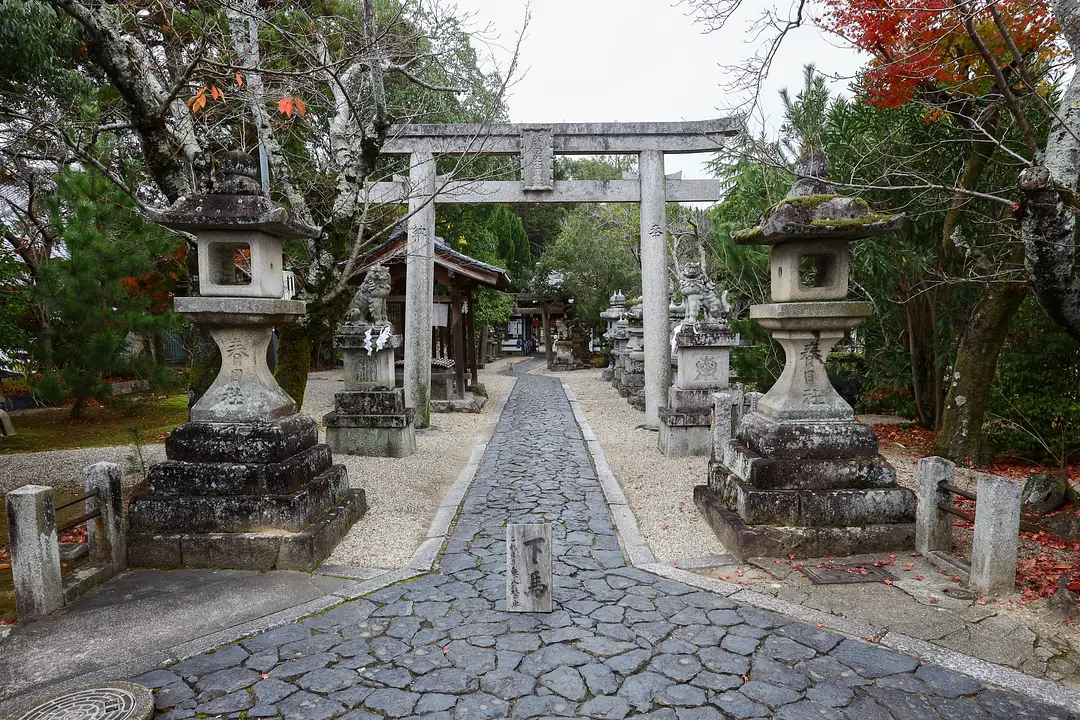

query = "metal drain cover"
[[15, 683, 154, 720], [942, 587, 976, 600], [802, 563, 896, 585]]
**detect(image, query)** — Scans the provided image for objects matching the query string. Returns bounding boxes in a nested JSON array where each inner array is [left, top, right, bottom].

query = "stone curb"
[[563, 381, 654, 565], [559, 379, 1080, 715]]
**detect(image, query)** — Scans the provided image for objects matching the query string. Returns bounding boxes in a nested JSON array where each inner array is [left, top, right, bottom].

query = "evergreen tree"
[[37, 168, 183, 419]]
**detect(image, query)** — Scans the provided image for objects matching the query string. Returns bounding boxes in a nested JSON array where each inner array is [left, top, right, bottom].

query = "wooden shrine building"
[[346, 228, 510, 402]]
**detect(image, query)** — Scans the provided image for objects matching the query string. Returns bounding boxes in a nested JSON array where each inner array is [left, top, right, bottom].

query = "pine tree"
[[37, 168, 184, 419]]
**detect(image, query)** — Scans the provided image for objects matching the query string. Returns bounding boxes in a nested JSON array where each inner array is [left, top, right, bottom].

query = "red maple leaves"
[[818, 0, 1063, 110]]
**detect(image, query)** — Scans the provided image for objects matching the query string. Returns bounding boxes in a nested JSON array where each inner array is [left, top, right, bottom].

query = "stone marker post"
[[83, 461, 126, 572], [6, 484, 63, 618], [970, 475, 1022, 595], [915, 456, 955, 556], [506, 523, 553, 612]]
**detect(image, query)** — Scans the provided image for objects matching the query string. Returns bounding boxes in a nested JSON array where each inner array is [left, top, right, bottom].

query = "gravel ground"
[[323, 368, 513, 569], [1, 443, 167, 495], [536, 365, 729, 563]]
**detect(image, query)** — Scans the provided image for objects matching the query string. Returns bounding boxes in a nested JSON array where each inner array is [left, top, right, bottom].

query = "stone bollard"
[[83, 462, 126, 572], [970, 474, 1022, 595], [5, 485, 63, 618], [916, 456, 955, 556]]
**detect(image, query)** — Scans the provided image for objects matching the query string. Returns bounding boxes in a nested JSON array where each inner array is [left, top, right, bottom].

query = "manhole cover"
[[15, 683, 154, 720], [801, 563, 896, 585], [942, 587, 976, 600]]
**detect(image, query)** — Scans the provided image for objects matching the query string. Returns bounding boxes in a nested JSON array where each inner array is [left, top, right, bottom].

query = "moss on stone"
[[732, 225, 764, 241], [809, 213, 893, 228], [275, 323, 311, 412]]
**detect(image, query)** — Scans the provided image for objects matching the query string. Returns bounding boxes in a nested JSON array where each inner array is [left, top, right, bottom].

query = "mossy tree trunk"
[[933, 282, 1028, 464], [275, 322, 312, 412]]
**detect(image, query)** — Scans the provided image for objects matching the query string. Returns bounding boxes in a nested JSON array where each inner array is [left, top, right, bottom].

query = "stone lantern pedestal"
[[619, 303, 646, 409], [659, 321, 739, 457], [600, 291, 627, 381], [324, 326, 416, 457], [126, 152, 365, 571], [695, 154, 915, 559]]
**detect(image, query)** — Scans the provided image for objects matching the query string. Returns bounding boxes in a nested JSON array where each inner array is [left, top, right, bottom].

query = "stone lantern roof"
[[732, 153, 903, 246], [145, 152, 320, 239]]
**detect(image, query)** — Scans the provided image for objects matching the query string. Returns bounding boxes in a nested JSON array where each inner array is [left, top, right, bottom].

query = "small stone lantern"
[[694, 154, 915, 558], [600, 290, 627, 382], [127, 152, 365, 571]]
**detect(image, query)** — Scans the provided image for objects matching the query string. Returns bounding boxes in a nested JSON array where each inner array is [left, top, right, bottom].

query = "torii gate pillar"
[[639, 150, 670, 429], [404, 149, 436, 428]]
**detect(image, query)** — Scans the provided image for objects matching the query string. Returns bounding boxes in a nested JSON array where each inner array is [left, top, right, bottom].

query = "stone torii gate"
[[370, 119, 739, 428]]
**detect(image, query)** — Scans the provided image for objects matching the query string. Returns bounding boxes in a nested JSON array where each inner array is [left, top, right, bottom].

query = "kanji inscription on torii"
[[506, 523, 553, 612], [520, 127, 554, 191]]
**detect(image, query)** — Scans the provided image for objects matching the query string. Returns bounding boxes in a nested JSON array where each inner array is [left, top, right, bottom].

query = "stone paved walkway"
[[129, 373, 1076, 720]]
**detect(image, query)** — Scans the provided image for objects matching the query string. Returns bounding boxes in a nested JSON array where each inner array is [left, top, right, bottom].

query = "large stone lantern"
[[127, 152, 365, 570], [695, 154, 915, 558]]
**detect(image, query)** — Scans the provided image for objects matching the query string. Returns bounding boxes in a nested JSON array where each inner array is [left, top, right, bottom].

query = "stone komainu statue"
[[700, 277, 731, 326], [345, 263, 391, 326]]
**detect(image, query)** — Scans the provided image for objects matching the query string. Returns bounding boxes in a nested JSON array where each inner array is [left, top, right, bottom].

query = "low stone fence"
[[915, 456, 1023, 595], [5, 462, 126, 618]]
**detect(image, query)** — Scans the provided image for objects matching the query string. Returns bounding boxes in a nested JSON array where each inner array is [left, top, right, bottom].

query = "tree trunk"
[[274, 322, 311, 412], [70, 394, 86, 421], [932, 282, 1028, 464]]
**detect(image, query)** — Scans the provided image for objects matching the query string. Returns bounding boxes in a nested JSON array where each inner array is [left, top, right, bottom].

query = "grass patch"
[[0, 394, 189, 455]]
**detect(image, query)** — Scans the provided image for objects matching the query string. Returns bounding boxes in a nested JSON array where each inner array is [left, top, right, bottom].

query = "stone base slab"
[[709, 472, 915, 527], [323, 410, 415, 429], [738, 411, 878, 460], [694, 485, 915, 559], [147, 444, 333, 496], [165, 415, 318, 464], [722, 441, 898, 491], [127, 489, 367, 571], [658, 422, 712, 457], [658, 407, 712, 427], [128, 464, 348, 534], [334, 389, 406, 415], [326, 423, 417, 457]]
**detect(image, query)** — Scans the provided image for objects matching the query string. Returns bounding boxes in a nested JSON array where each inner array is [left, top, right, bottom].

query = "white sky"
[[453, 0, 871, 181]]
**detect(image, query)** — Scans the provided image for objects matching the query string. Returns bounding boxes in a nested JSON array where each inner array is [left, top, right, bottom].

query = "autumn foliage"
[[817, 0, 1064, 108]]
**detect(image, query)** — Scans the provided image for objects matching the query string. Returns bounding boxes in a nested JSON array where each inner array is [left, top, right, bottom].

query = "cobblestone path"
[[131, 374, 1075, 720]]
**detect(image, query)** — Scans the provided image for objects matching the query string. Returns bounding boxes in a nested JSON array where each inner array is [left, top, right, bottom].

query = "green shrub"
[[986, 299, 1080, 465], [32, 371, 68, 406]]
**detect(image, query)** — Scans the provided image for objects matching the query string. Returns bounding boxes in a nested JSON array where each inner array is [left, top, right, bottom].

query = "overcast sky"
[[452, 0, 870, 181]]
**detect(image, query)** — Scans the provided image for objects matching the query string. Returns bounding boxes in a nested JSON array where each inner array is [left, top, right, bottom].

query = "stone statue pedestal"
[[694, 153, 914, 559], [127, 152, 364, 571], [324, 327, 416, 457], [659, 322, 739, 457]]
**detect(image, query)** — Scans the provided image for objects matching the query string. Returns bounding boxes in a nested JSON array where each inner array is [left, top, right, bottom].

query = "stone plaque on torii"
[[369, 119, 740, 429]]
